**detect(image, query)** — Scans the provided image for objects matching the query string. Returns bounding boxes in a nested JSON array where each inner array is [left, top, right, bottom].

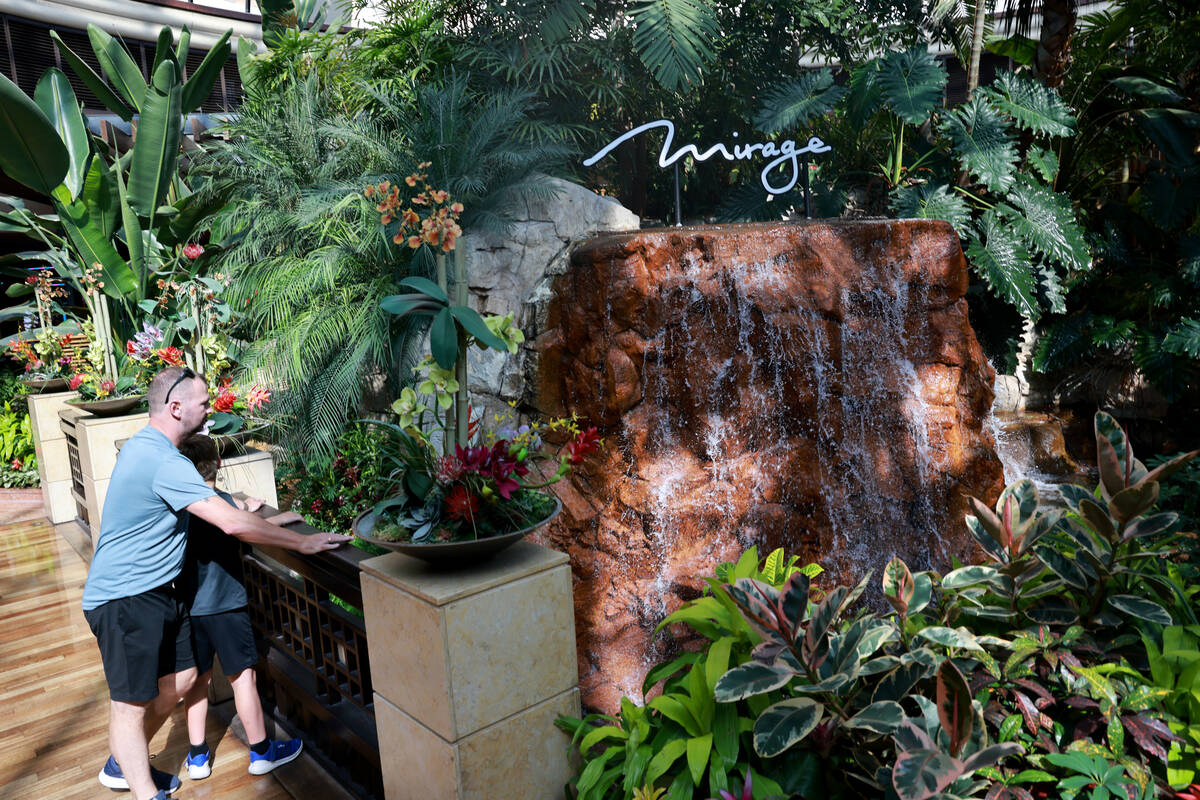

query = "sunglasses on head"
[[164, 367, 196, 404]]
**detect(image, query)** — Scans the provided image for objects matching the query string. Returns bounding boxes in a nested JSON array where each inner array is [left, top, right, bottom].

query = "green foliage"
[[562, 412, 1199, 799], [0, 400, 38, 487], [276, 422, 393, 533]]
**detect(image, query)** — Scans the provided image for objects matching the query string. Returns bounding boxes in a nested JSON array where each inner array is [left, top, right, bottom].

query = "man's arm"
[[187, 496, 350, 555]]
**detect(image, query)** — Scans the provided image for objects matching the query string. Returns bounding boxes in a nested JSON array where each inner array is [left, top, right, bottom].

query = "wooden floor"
[[0, 499, 297, 800]]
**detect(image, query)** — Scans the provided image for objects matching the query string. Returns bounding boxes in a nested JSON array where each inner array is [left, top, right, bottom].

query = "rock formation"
[[528, 220, 1005, 712]]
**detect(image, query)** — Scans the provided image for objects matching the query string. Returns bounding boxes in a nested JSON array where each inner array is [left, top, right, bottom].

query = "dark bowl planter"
[[20, 376, 68, 393], [211, 420, 270, 455], [352, 496, 562, 567], [66, 395, 146, 417]]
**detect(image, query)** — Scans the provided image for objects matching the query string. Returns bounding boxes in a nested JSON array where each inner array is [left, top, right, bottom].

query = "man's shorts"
[[83, 583, 195, 703], [190, 607, 259, 676]]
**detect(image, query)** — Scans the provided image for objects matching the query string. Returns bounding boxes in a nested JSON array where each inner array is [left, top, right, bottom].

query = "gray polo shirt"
[[82, 426, 216, 610]]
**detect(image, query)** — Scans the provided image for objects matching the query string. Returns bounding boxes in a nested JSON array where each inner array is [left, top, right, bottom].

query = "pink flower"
[[182, 243, 204, 259], [11, 458, 22, 469], [246, 384, 271, 412], [68, 374, 85, 391]]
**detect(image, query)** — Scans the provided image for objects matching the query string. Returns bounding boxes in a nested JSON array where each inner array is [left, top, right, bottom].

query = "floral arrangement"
[[365, 163, 463, 252], [368, 359, 601, 544], [208, 376, 271, 435], [8, 330, 76, 380]]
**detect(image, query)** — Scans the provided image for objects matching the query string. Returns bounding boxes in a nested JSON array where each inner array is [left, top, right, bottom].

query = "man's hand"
[[267, 511, 305, 527], [244, 497, 267, 513], [297, 532, 352, 555]]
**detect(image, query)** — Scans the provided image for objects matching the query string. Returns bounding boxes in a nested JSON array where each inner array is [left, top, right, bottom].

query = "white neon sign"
[[583, 119, 831, 196]]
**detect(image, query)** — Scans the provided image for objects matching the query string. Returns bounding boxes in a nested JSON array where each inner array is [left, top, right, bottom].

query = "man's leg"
[[227, 667, 266, 743], [109, 700, 158, 800]]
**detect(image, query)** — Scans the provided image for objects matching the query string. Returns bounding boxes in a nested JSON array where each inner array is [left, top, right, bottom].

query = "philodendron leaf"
[[713, 661, 793, 702], [1107, 595, 1172, 626], [936, 658, 972, 758], [847, 700, 905, 734], [753, 697, 823, 758]]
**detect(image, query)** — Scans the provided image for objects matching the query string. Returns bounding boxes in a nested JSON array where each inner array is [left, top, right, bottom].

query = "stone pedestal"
[[27, 391, 80, 524], [65, 410, 149, 537], [216, 447, 278, 509], [360, 541, 579, 800]]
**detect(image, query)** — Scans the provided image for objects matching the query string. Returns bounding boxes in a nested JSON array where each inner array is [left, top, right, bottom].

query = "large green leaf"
[[49, 31, 135, 120], [113, 165, 145, 293], [80, 155, 119, 240], [997, 180, 1087, 273], [151, 27, 175, 76], [429, 306, 459, 369], [236, 36, 262, 97], [175, 26, 192, 68], [629, 0, 719, 92], [890, 184, 970, 235], [941, 94, 1017, 193], [87, 24, 147, 112], [936, 659, 972, 757], [754, 69, 844, 133], [181, 30, 232, 112], [128, 59, 182, 219], [0, 73, 69, 196], [966, 209, 1038, 319], [685, 733, 711, 786], [892, 750, 961, 800], [33, 69, 90, 200], [878, 47, 947, 124], [449, 305, 508, 352], [985, 70, 1074, 137], [753, 697, 823, 757], [55, 196, 138, 301], [1107, 595, 1172, 626], [847, 700, 905, 734], [1135, 108, 1200, 168]]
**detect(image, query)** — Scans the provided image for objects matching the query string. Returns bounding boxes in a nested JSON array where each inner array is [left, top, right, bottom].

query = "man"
[[81, 366, 351, 800]]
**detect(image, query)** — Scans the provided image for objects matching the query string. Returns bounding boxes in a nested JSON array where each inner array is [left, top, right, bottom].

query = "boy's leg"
[[227, 667, 266, 743], [184, 669, 215, 746]]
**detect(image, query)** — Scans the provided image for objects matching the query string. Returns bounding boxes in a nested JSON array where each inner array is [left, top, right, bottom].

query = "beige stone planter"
[[360, 541, 579, 800], [27, 390, 80, 524]]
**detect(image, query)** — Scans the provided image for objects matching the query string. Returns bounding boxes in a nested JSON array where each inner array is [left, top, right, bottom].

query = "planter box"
[[360, 541, 579, 800], [27, 390, 80, 524]]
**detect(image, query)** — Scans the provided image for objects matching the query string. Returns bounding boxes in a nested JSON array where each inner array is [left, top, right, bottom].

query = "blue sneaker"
[[186, 749, 211, 780], [97, 754, 181, 792], [247, 738, 303, 775]]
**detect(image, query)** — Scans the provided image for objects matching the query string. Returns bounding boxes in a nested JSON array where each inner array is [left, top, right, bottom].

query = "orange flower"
[[156, 347, 185, 366]]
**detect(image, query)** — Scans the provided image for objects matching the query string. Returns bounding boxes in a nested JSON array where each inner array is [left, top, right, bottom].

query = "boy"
[[177, 434, 306, 779]]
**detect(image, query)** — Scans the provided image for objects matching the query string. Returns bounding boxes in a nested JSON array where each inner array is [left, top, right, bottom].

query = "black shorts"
[[190, 607, 259, 676], [83, 583, 195, 703]]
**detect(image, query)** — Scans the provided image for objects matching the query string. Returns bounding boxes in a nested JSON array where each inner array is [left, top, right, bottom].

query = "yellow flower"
[[482, 313, 524, 354], [390, 387, 424, 428], [632, 786, 666, 800]]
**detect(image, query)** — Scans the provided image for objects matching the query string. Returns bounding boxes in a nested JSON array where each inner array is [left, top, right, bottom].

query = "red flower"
[[99, 380, 115, 393], [566, 427, 602, 465], [182, 243, 204, 259], [444, 485, 481, 521], [156, 346, 184, 366], [212, 392, 236, 413], [10, 458, 21, 469], [246, 384, 271, 412], [68, 373, 85, 391]]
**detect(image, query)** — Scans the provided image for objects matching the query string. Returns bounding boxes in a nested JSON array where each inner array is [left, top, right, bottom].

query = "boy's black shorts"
[[191, 607, 258, 676], [83, 582, 195, 703]]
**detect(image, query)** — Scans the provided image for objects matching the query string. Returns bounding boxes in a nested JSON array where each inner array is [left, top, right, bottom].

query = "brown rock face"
[[529, 220, 1004, 712]]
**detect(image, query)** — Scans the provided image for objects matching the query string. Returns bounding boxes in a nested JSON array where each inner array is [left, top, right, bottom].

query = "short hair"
[[178, 434, 220, 481], [146, 366, 206, 411]]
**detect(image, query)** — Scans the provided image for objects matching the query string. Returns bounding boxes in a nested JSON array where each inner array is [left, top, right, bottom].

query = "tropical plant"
[[0, 23, 233, 376], [0, 401, 37, 487]]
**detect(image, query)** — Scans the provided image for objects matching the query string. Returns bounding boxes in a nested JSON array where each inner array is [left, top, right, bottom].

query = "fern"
[[984, 70, 1075, 137], [889, 183, 970, 235], [1163, 318, 1200, 359], [754, 69, 845, 133], [940, 94, 1017, 193], [878, 46, 947, 124], [628, 0, 720, 92], [999, 177, 1090, 272], [966, 209, 1038, 319]]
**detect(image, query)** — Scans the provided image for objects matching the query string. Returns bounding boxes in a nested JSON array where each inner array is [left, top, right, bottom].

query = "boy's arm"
[[187, 496, 350, 554], [266, 511, 305, 526]]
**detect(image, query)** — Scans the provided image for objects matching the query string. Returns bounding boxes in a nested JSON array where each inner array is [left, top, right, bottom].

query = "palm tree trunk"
[[967, 0, 991, 97], [1035, 0, 1078, 89]]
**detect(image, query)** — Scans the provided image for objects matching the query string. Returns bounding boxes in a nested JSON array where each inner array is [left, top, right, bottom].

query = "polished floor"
[[0, 494, 306, 800]]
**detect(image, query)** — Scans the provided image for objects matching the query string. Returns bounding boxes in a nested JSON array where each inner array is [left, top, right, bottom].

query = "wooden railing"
[[241, 512, 382, 799]]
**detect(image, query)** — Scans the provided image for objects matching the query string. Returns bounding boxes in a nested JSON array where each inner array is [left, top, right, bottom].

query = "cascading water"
[[532, 220, 1004, 711]]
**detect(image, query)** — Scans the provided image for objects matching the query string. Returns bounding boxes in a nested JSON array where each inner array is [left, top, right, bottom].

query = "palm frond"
[[628, 0, 720, 92], [754, 69, 845, 134]]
